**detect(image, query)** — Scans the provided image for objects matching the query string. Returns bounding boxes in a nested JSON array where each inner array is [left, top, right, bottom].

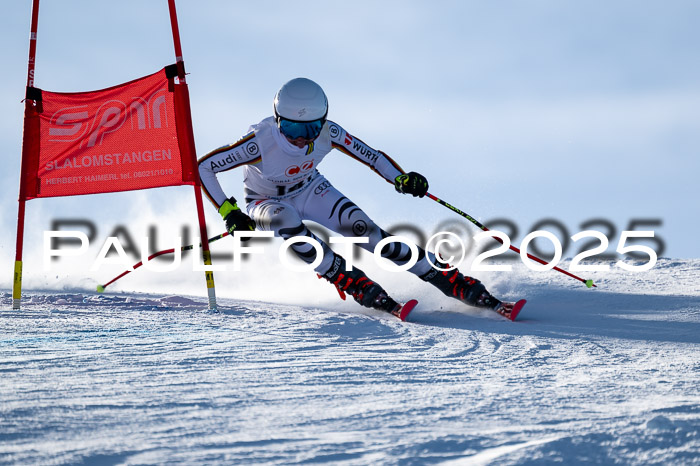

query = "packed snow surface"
[[1, 259, 699, 464]]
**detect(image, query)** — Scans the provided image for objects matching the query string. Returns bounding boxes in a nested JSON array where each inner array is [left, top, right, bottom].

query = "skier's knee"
[[338, 212, 377, 238], [264, 205, 302, 234]]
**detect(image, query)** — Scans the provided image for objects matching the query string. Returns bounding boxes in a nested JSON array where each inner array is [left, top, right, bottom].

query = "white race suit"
[[198, 117, 436, 276]]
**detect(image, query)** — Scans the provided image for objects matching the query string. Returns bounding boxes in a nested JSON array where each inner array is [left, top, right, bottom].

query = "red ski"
[[391, 299, 418, 322], [495, 299, 527, 321]]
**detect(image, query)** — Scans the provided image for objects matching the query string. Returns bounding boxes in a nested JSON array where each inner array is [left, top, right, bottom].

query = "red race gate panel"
[[21, 66, 196, 199]]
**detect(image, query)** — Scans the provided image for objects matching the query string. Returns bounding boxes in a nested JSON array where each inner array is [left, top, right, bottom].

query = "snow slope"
[[1, 259, 699, 465]]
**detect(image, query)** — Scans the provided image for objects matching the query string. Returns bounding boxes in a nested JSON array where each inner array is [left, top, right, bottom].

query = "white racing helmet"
[[274, 77, 328, 121], [274, 78, 328, 140]]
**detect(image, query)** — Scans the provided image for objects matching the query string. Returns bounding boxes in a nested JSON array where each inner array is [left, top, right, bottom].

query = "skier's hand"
[[219, 198, 255, 241], [394, 172, 429, 198]]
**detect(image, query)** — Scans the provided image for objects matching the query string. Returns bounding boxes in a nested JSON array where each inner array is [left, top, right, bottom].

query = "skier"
[[198, 78, 518, 319]]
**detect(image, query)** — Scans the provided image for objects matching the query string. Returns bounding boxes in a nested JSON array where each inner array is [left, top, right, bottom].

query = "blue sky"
[[1, 1, 698, 295]]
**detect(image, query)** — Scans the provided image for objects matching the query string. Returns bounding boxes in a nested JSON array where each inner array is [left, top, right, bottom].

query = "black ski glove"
[[394, 172, 429, 198], [219, 198, 255, 240]]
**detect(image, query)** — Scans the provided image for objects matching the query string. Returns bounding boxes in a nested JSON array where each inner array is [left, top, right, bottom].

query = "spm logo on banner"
[[47, 89, 168, 148]]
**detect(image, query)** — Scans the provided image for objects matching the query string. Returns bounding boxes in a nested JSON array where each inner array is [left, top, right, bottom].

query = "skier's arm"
[[197, 131, 261, 209], [328, 122, 428, 197], [198, 132, 259, 237], [328, 122, 405, 184]]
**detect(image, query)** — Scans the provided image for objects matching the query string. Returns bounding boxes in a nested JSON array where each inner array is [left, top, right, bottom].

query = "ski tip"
[[509, 299, 527, 321], [96, 284, 105, 293], [399, 299, 419, 321], [585, 279, 594, 288]]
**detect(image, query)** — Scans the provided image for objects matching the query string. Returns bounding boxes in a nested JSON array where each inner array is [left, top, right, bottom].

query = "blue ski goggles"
[[278, 117, 325, 141]]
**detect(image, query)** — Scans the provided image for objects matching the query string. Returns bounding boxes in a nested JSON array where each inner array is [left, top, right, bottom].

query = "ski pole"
[[96, 231, 229, 292], [426, 192, 596, 288]]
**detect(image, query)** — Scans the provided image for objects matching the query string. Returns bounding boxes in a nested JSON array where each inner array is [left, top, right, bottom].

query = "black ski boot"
[[320, 254, 400, 314], [420, 266, 502, 310]]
